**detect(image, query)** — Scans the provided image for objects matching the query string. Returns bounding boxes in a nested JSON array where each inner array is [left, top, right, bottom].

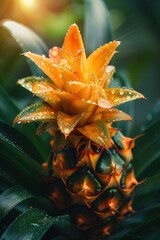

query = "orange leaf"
[[57, 111, 83, 137], [106, 88, 145, 107], [62, 24, 86, 67], [77, 120, 111, 148], [72, 49, 87, 82], [87, 41, 120, 80], [101, 108, 132, 123], [102, 65, 115, 87], [32, 82, 61, 109], [55, 91, 92, 115], [23, 52, 63, 89]]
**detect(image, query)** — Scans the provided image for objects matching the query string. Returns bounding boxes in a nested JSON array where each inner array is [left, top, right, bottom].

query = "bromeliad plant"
[[0, 19, 160, 240], [13, 24, 144, 237]]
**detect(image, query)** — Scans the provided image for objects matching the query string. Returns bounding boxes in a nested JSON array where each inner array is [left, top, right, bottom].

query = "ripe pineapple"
[[14, 24, 144, 236]]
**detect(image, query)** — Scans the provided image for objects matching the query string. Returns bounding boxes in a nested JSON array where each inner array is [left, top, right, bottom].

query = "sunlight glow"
[[19, 0, 38, 10]]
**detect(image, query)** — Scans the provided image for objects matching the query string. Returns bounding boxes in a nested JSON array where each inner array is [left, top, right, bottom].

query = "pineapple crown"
[[14, 24, 144, 148]]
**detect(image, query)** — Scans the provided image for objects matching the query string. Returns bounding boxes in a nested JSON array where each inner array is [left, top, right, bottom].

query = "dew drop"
[[126, 96, 131, 100], [98, 98, 111, 108], [119, 89, 124, 96]]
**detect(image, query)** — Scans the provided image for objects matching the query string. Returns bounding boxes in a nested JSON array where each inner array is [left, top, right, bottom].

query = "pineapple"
[[14, 24, 144, 237]]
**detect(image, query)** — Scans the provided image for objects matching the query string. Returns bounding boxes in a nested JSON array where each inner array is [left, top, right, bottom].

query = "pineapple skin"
[[45, 131, 138, 236]]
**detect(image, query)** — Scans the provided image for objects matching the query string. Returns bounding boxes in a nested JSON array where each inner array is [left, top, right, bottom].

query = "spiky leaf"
[[14, 102, 57, 124]]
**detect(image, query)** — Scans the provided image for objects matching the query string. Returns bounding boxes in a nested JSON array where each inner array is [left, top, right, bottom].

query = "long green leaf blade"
[[1, 208, 55, 240], [0, 86, 50, 161], [0, 139, 47, 192], [0, 85, 19, 125], [0, 186, 33, 222], [0, 121, 43, 163], [0, 20, 48, 76], [84, 0, 112, 53], [133, 119, 160, 178]]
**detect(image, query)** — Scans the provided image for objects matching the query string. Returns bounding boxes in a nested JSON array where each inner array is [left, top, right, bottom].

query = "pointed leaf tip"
[[14, 102, 56, 124], [87, 41, 120, 79], [106, 88, 145, 107], [77, 120, 111, 148], [57, 111, 83, 137]]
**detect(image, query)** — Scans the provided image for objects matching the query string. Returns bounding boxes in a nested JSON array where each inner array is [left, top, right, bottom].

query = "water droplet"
[[119, 89, 124, 96], [98, 98, 111, 108], [31, 223, 39, 227], [126, 96, 131, 100]]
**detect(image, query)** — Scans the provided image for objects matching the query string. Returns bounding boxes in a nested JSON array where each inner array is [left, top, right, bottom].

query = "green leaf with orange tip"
[[14, 102, 56, 124], [87, 41, 120, 80], [106, 88, 145, 107], [77, 120, 111, 148], [17, 76, 53, 92], [57, 111, 83, 137], [101, 108, 132, 123]]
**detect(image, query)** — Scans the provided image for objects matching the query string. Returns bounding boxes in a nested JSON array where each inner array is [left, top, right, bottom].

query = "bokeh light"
[[18, 0, 39, 11]]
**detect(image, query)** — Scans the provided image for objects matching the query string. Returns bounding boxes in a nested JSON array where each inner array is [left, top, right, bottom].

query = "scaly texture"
[[14, 24, 144, 237]]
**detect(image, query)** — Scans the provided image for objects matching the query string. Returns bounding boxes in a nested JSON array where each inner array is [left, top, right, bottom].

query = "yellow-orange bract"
[[14, 24, 144, 148]]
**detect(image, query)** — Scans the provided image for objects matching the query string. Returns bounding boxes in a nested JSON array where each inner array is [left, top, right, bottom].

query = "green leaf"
[[133, 119, 160, 178], [1, 209, 85, 240], [0, 20, 48, 76], [0, 85, 19, 125], [0, 131, 47, 191], [1, 208, 55, 240], [0, 121, 43, 163], [110, 204, 160, 240], [0, 85, 50, 162], [0, 186, 33, 222], [111, 72, 135, 135], [84, 0, 113, 54], [135, 173, 160, 198]]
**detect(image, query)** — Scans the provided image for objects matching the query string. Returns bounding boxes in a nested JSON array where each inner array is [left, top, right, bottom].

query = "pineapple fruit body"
[[14, 24, 144, 237], [45, 131, 138, 236]]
